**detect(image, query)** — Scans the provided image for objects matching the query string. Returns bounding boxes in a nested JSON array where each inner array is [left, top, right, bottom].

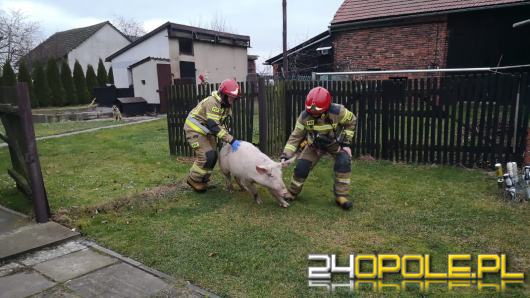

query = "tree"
[[61, 61, 76, 105], [111, 16, 145, 38], [46, 59, 65, 106], [2, 60, 16, 86], [17, 60, 34, 101], [73, 61, 89, 104], [0, 9, 41, 66], [32, 64, 50, 107], [108, 66, 114, 84], [189, 13, 237, 33], [85, 64, 97, 98], [96, 58, 108, 86]]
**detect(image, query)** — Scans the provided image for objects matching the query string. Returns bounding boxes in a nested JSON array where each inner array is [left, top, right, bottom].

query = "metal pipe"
[[314, 64, 530, 76], [513, 19, 530, 28]]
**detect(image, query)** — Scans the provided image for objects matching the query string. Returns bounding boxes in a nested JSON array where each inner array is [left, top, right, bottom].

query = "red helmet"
[[219, 79, 240, 98], [305, 87, 331, 115]]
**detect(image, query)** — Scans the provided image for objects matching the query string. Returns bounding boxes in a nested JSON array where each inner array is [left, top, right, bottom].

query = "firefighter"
[[184, 78, 241, 192], [280, 87, 357, 210]]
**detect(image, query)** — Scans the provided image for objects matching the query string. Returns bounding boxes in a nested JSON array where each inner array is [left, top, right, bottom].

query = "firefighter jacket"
[[185, 91, 234, 143], [283, 104, 356, 157]]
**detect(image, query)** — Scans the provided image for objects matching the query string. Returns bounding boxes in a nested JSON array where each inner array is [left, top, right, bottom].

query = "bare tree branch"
[[0, 9, 41, 66], [188, 13, 238, 34], [111, 16, 146, 39]]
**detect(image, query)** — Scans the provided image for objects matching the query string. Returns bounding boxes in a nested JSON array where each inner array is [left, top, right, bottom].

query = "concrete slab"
[[34, 249, 117, 282], [20, 240, 87, 266], [66, 262, 168, 298], [0, 262, 23, 277], [0, 271, 55, 298], [0, 222, 79, 260], [0, 206, 29, 234], [29, 285, 80, 298]]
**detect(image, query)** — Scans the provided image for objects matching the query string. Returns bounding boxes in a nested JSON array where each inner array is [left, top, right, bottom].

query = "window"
[[179, 38, 193, 55]]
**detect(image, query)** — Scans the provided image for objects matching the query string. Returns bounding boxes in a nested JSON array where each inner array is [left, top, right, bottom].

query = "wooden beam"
[[7, 168, 32, 197], [0, 132, 8, 144]]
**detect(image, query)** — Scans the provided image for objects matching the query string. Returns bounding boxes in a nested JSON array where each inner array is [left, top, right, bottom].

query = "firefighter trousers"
[[184, 125, 218, 183], [289, 144, 352, 198]]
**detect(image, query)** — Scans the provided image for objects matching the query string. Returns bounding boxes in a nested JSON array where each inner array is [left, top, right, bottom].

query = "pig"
[[219, 141, 295, 208]]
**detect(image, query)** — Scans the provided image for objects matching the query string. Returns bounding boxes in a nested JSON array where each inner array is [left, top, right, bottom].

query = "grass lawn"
[[0, 118, 528, 297], [0, 120, 120, 144]]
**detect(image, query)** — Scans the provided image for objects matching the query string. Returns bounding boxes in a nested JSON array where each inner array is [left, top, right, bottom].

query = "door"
[[156, 64, 171, 113]]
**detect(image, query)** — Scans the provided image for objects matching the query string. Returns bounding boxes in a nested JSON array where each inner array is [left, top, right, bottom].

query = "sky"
[[0, 0, 344, 72]]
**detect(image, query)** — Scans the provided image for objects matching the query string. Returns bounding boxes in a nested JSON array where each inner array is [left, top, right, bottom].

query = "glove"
[[280, 153, 289, 163], [230, 139, 241, 152]]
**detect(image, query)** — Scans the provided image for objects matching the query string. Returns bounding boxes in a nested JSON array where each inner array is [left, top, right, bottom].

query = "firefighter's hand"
[[339, 146, 352, 158], [280, 153, 289, 163]]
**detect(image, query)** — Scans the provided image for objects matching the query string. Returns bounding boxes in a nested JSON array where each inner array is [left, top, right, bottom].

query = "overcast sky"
[[1, 0, 344, 71]]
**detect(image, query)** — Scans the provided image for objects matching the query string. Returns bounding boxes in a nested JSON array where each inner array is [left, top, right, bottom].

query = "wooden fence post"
[[17, 83, 50, 223], [381, 80, 392, 160], [258, 77, 268, 154]]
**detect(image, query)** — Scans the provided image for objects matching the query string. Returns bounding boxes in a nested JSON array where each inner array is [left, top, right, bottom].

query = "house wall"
[[193, 42, 248, 83], [67, 24, 130, 74], [110, 29, 170, 88], [132, 60, 167, 104], [333, 18, 448, 73]]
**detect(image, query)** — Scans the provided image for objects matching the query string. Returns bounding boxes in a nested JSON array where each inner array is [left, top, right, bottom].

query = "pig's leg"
[[223, 172, 234, 192], [239, 179, 263, 204], [267, 189, 290, 208], [234, 177, 245, 192]]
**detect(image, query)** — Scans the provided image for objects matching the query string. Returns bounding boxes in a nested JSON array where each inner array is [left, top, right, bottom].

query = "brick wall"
[[333, 18, 449, 74]]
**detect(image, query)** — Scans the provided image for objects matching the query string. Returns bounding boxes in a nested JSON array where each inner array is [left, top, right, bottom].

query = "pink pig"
[[219, 141, 295, 208]]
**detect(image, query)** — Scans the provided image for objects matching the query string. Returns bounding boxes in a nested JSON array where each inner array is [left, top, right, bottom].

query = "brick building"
[[267, 0, 530, 77]]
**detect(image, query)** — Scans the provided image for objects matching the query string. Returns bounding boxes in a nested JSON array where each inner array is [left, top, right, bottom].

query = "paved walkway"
[[0, 116, 164, 149], [0, 239, 217, 298]]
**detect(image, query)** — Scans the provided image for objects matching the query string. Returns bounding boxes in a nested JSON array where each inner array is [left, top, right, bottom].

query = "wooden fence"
[[167, 82, 256, 156], [0, 83, 50, 223], [167, 73, 530, 167]]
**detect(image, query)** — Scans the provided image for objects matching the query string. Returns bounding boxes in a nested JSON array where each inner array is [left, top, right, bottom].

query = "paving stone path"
[[0, 239, 218, 298]]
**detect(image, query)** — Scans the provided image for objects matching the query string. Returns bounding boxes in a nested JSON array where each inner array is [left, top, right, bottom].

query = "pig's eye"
[[267, 173, 273, 178]]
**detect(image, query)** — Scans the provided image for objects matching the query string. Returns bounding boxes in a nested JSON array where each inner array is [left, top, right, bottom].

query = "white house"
[[23, 21, 131, 72], [106, 22, 251, 112]]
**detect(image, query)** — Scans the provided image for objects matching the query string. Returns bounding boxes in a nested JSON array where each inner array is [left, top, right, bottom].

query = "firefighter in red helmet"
[[184, 78, 241, 192], [280, 87, 357, 209]]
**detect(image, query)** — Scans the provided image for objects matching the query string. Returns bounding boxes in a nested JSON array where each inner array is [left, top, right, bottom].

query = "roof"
[[128, 57, 170, 69], [117, 97, 147, 104], [264, 31, 331, 65], [332, 0, 529, 25], [106, 22, 251, 62], [23, 22, 130, 66]]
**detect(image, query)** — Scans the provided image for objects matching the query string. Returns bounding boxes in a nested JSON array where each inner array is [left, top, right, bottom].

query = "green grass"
[[0, 119, 528, 297], [0, 120, 119, 143], [0, 119, 185, 212]]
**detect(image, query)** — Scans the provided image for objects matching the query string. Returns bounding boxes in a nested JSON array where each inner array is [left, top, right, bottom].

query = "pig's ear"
[[256, 165, 271, 175]]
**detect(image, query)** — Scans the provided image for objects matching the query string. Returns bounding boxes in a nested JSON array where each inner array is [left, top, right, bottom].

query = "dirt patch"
[[357, 155, 375, 161], [52, 181, 189, 227]]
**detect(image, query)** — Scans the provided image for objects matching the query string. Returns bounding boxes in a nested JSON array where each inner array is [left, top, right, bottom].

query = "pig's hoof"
[[279, 201, 290, 208], [253, 194, 263, 204]]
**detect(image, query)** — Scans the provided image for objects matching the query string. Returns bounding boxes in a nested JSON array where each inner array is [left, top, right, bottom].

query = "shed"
[[116, 97, 147, 116]]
